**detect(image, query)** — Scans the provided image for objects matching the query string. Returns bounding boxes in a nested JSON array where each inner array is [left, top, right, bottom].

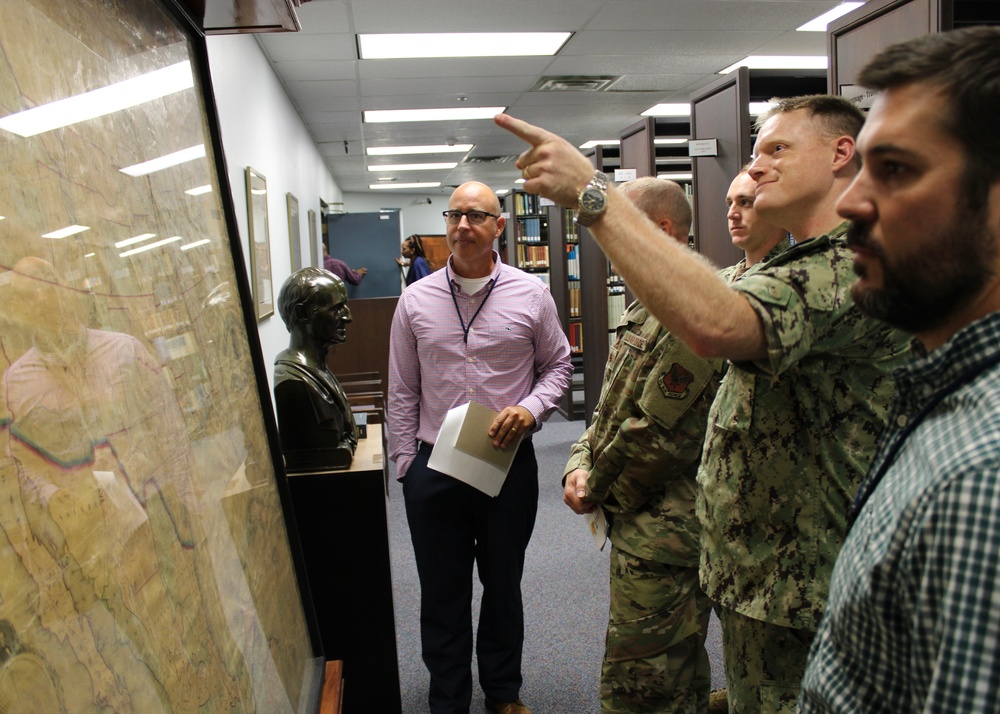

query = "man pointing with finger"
[[497, 102, 909, 711]]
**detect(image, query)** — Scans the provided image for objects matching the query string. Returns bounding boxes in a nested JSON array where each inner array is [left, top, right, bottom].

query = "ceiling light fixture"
[[368, 182, 441, 190], [367, 144, 474, 156], [749, 101, 778, 116], [364, 107, 506, 123], [797, 2, 865, 31], [367, 162, 458, 172], [719, 55, 828, 74], [358, 32, 571, 59], [641, 103, 691, 117], [120, 144, 206, 177], [0, 61, 193, 138], [579, 140, 620, 149]]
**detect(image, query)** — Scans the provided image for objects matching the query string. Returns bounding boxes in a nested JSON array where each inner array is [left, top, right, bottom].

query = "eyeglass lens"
[[444, 210, 492, 225]]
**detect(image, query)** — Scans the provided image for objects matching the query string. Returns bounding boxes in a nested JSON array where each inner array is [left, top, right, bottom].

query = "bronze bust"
[[274, 267, 358, 471]]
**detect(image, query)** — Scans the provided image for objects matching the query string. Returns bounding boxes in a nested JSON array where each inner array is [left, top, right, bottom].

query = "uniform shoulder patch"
[[658, 362, 695, 399]]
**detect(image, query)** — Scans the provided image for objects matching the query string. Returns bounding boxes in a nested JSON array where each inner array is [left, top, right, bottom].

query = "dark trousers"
[[403, 441, 539, 714]]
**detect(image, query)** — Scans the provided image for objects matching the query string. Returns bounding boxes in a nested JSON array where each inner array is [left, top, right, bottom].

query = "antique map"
[[0, 0, 319, 711]]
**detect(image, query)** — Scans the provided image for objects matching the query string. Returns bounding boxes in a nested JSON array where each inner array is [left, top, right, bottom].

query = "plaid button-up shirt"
[[800, 310, 1000, 712]]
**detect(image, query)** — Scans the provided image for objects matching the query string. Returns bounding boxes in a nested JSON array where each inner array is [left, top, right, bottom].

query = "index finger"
[[494, 113, 552, 148]]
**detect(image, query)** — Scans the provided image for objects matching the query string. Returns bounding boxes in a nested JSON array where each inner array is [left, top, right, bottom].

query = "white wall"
[[206, 33, 341, 392]]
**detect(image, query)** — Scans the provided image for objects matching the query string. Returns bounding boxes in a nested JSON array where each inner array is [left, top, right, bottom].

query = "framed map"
[[0, 0, 322, 711]]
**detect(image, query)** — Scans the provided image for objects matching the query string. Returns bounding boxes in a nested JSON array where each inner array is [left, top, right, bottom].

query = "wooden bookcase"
[[506, 189, 552, 288], [547, 206, 586, 420]]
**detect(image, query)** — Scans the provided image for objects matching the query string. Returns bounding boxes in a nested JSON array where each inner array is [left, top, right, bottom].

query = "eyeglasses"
[[442, 209, 500, 226]]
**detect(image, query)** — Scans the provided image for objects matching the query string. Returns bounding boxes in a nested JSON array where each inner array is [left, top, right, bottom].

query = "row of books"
[[513, 192, 541, 216], [565, 245, 580, 280], [567, 321, 583, 354], [517, 243, 549, 269], [516, 216, 545, 243], [568, 282, 582, 318], [607, 289, 628, 329]]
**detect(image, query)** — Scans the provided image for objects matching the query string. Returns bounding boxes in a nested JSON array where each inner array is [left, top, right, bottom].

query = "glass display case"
[[0, 0, 322, 710]]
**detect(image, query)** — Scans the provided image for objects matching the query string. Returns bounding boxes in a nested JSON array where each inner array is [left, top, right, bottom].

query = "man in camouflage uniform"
[[497, 95, 909, 713], [696, 96, 911, 713], [564, 176, 787, 712], [564, 177, 718, 713]]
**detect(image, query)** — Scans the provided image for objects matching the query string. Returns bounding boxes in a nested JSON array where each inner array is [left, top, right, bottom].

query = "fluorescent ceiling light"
[[655, 138, 688, 145], [358, 32, 571, 59], [367, 144, 473, 156], [0, 61, 193, 138], [121, 144, 205, 177], [42, 224, 89, 239], [797, 2, 864, 31], [641, 103, 691, 117], [120, 235, 182, 257], [579, 140, 620, 149], [515, 178, 526, 184], [368, 162, 458, 172], [368, 182, 441, 190], [115, 233, 156, 249], [496, 189, 510, 196], [749, 101, 778, 116], [657, 172, 693, 180], [185, 184, 212, 196], [719, 55, 828, 74], [364, 107, 505, 123], [84, 252, 96, 258], [181, 239, 211, 251]]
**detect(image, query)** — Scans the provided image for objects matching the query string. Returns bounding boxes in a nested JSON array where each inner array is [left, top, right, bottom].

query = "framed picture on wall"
[[287, 192, 301, 272], [307, 208, 318, 267], [245, 166, 274, 320], [0, 0, 323, 710]]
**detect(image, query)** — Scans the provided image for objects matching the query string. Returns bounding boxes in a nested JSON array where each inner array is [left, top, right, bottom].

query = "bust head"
[[278, 267, 352, 347]]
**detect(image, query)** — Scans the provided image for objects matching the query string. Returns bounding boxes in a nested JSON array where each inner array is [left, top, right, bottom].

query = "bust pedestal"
[[285, 424, 401, 714]]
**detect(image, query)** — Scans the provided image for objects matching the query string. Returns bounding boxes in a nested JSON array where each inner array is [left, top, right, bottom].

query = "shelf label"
[[689, 139, 718, 157], [614, 168, 637, 182]]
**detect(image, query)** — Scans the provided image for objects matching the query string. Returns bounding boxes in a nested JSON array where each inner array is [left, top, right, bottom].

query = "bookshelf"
[[508, 189, 551, 288], [547, 206, 586, 420]]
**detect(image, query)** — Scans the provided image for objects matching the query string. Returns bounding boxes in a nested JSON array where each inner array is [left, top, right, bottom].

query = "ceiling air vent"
[[463, 155, 519, 164], [531, 75, 620, 92]]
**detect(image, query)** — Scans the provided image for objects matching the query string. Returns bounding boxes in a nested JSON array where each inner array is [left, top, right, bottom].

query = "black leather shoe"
[[485, 698, 531, 714]]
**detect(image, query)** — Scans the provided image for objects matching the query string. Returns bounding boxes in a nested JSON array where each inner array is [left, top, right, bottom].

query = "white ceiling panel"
[[252, 0, 847, 193]]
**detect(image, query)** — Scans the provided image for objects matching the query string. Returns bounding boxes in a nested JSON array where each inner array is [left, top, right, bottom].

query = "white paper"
[[428, 403, 523, 497], [585, 508, 609, 551]]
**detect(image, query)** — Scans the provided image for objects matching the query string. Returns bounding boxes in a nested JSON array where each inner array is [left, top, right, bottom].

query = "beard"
[[847, 207, 999, 334]]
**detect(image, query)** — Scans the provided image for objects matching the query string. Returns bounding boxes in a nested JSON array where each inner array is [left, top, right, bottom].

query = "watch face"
[[580, 187, 606, 213]]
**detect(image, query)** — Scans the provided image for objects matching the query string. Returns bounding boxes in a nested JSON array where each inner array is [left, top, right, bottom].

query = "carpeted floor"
[[387, 413, 725, 713]]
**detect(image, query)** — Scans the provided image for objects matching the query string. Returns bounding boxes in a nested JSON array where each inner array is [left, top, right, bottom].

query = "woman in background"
[[397, 234, 431, 286]]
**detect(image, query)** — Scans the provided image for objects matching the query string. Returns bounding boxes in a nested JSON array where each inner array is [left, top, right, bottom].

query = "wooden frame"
[[287, 192, 301, 272], [246, 166, 274, 320], [308, 207, 318, 268], [0, 0, 322, 710]]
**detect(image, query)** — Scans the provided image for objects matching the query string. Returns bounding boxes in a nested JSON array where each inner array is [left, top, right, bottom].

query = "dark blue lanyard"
[[447, 266, 499, 344]]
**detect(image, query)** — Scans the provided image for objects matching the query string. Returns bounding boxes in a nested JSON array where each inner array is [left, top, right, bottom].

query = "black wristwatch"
[[575, 170, 610, 227]]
